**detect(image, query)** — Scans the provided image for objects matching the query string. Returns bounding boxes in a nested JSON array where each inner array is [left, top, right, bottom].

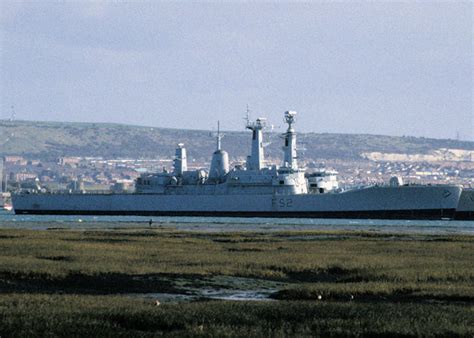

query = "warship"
[[12, 111, 463, 220]]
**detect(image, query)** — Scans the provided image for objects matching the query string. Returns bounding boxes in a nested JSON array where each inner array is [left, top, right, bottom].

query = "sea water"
[[0, 209, 472, 234]]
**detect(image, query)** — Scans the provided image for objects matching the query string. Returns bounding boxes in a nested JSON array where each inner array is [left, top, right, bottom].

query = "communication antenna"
[[210, 121, 225, 151], [216, 120, 224, 151], [244, 104, 250, 126], [10, 105, 16, 121]]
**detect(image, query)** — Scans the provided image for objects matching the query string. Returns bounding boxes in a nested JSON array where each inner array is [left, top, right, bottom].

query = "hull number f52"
[[272, 198, 293, 208]]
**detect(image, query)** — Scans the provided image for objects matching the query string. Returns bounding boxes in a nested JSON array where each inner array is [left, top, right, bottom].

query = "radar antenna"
[[284, 111, 297, 129]]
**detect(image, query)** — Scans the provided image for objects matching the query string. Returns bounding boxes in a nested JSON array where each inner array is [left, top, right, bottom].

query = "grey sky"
[[1, 1, 472, 140]]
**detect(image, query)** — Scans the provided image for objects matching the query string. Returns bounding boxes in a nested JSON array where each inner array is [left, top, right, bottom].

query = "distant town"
[[2, 153, 473, 196]]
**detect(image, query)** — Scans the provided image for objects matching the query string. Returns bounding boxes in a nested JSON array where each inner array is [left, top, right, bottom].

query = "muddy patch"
[[0, 272, 287, 302], [126, 276, 287, 303]]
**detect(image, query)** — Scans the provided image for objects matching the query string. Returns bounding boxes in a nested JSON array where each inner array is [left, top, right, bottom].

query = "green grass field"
[[0, 227, 473, 336]]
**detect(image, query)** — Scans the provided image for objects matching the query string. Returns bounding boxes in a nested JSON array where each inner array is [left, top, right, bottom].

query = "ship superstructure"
[[135, 111, 307, 196], [12, 111, 464, 219]]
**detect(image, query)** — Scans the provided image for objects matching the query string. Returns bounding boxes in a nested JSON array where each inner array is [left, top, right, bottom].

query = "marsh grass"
[[0, 228, 473, 290], [0, 294, 472, 337], [0, 227, 473, 336]]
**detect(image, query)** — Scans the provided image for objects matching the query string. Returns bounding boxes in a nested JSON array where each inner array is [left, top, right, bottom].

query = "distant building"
[[4, 156, 27, 165], [58, 157, 82, 166], [15, 172, 38, 181]]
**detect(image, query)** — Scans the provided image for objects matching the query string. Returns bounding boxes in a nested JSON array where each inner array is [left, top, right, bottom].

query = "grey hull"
[[12, 185, 462, 220], [455, 189, 474, 220]]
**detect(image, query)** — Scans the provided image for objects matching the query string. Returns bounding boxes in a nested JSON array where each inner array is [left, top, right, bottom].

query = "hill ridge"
[[1, 119, 473, 161]]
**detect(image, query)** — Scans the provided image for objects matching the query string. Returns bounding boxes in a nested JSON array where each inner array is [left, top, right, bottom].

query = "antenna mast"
[[10, 106, 16, 121], [245, 104, 250, 126], [216, 121, 224, 151], [283, 111, 298, 169]]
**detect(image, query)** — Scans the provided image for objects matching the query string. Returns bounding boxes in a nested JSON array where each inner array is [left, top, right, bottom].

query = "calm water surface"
[[1, 210, 472, 234]]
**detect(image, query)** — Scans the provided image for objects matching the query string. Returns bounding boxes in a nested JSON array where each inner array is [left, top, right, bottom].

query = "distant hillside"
[[1, 119, 473, 161]]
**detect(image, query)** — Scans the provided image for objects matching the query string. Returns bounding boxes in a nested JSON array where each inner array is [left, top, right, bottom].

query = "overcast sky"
[[1, 1, 472, 140]]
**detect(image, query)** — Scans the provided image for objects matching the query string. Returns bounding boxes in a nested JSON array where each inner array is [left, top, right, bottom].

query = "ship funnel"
[[209, 121, 229, 181], [209, 149, 229, 181], [173, 143, 187, 176]]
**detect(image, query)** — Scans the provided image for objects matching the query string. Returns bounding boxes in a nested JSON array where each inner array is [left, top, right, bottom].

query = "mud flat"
[[0, 226, 473, 336]]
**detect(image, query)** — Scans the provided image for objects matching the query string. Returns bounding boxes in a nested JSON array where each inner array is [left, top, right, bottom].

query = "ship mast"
[[173, 143, 187, 176], [283, 111, 298, 170], [245, 110, 266, 171]]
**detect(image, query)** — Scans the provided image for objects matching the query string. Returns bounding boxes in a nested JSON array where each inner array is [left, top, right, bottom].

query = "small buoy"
[[78, 219, 83, 223], [155, 300, 160, 306], [349, 294, 354, 300], [317, 294, 322, 300]]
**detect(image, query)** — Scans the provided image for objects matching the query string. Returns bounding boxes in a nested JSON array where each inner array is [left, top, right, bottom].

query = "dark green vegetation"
[[2, 119, 473, 160], [2, 295, 472, 337], [0, 227, 473, 336]]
